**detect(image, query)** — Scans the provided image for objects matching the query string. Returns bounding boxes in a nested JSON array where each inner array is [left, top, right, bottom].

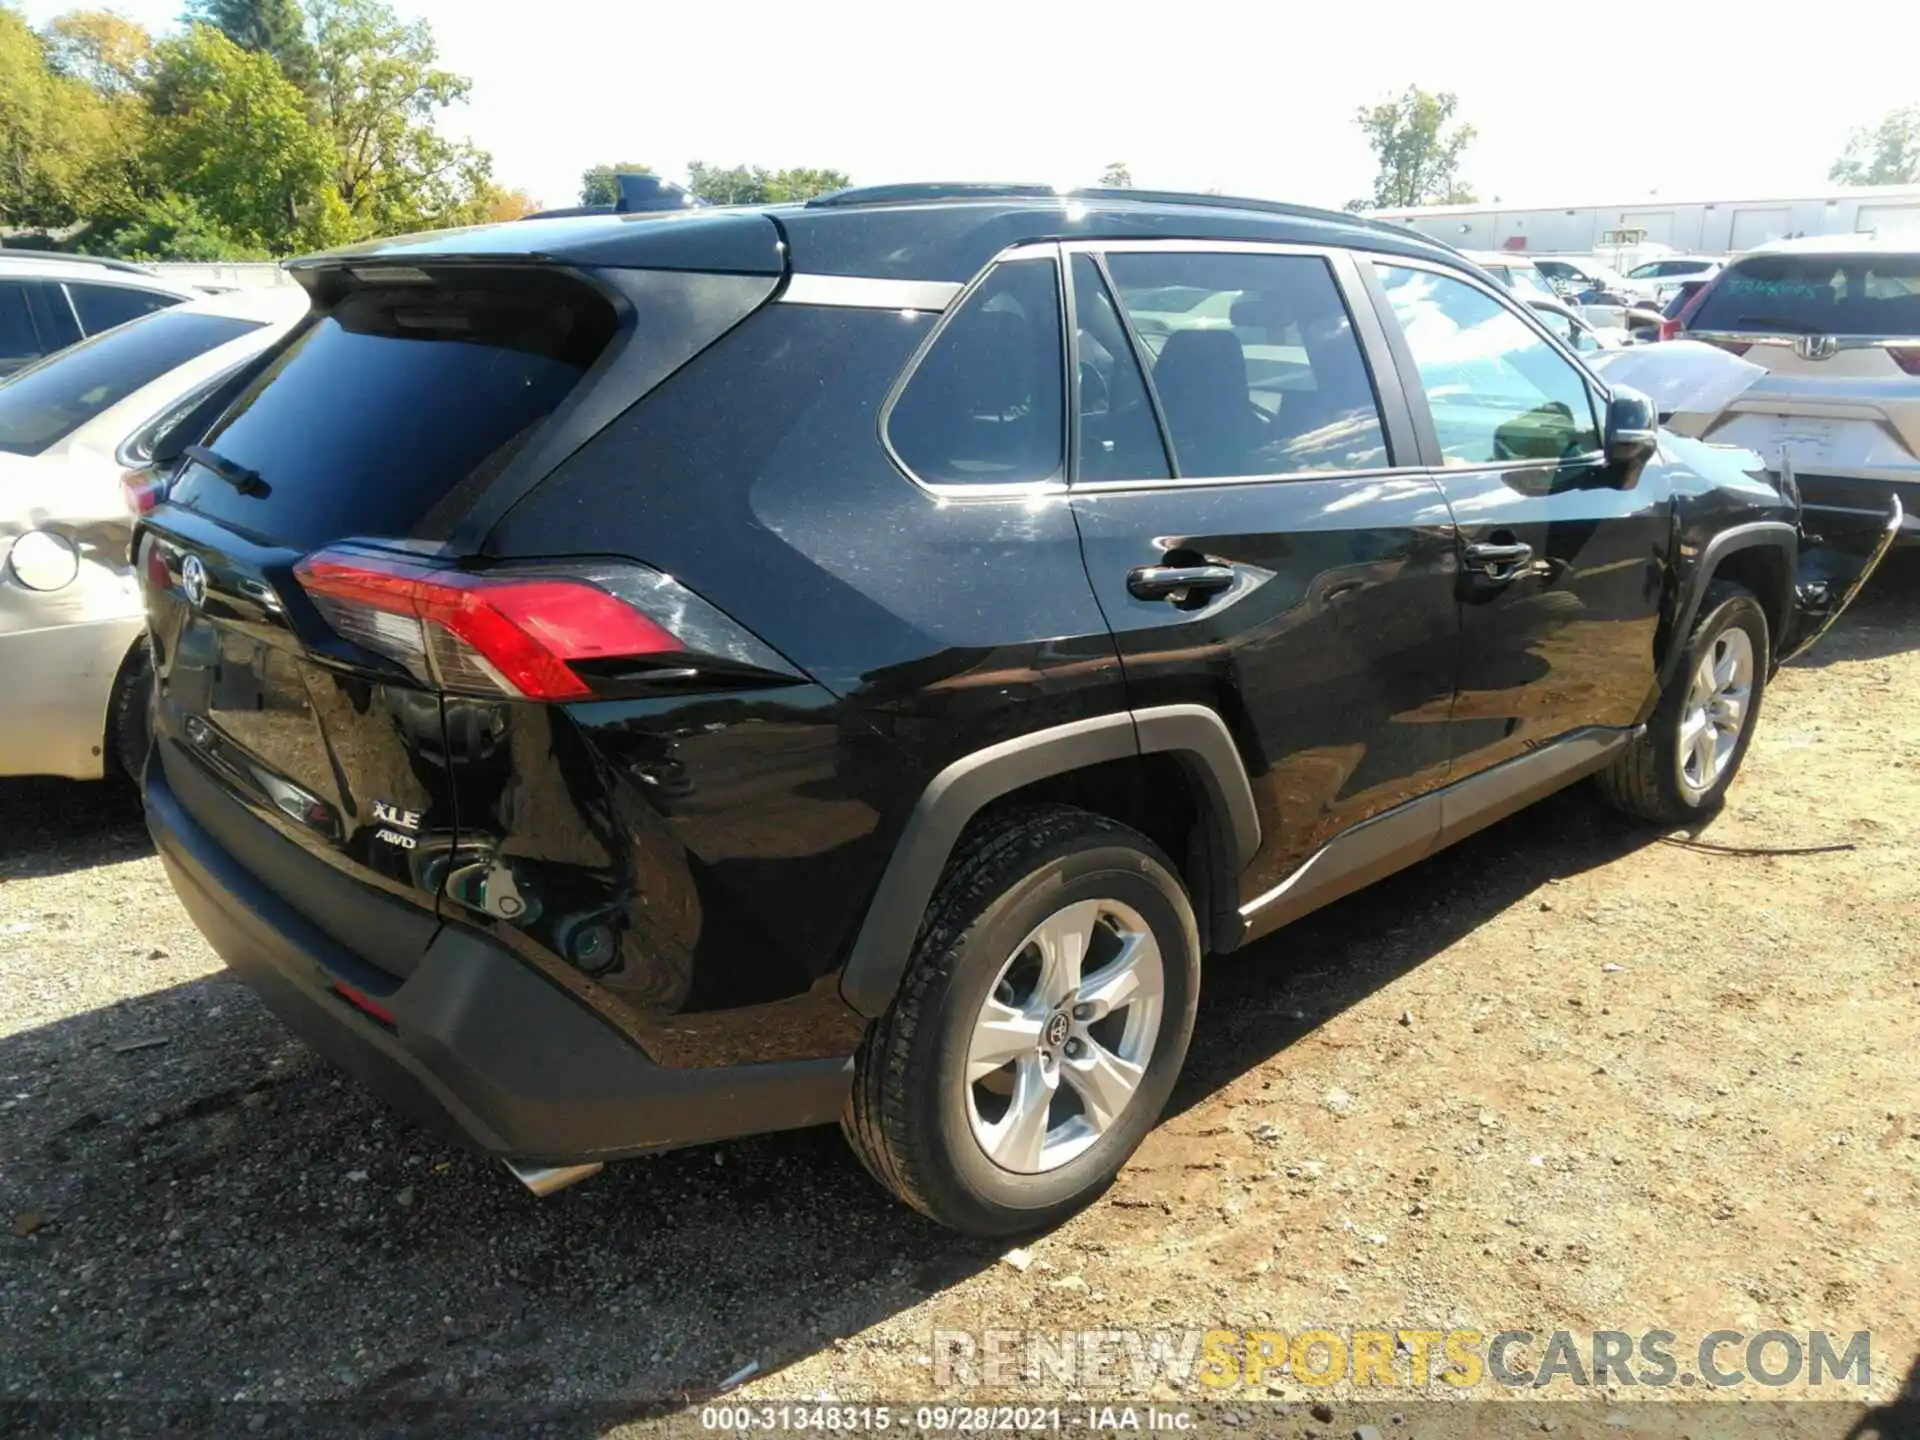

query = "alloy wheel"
[[1677, 627, 1755, 796], [964, 898, 1165, 1175]]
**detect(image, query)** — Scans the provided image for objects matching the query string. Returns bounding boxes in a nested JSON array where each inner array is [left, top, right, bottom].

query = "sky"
[[20, 0, 1920, 212]]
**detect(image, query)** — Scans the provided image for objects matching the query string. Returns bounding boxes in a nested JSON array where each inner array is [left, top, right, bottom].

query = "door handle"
[[1127, 564, 1236, 603], [1462, 541, 1534, 582]]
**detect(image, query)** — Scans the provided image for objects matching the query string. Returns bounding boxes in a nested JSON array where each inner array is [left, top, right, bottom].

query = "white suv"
[[1668, 234, 1919, 542], [0, 252, 198, 377]]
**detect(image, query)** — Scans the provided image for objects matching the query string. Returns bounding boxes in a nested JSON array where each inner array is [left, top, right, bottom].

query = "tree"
[[1830, 106, 1920, 187], [1099, 161, 1132, 188], [307, 0, 489, 236], [0, 8, 140, 228], [1352, 85, 1477, 209], [684, 161, 849, 205], [43, 9, 152, 94], [580, 160, 652, 207], [91, 191, 268, 260], [145, 24, 346, 252], [186, 0, 315, 93]]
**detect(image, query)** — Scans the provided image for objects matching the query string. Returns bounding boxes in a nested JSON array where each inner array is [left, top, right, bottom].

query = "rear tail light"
[[1659, 279, 1716, 342], [1890, 346, 1920, 376], [332, 981, 396, 1026], [294, 549, 681, 700], [121, 467, 165, 516]]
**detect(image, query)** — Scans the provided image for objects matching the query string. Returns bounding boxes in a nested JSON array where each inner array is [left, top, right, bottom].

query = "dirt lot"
[[4, 560, 1919, 1439]]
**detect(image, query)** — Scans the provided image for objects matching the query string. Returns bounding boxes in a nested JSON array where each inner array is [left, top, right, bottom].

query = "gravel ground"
[[3, 559, 1918, 1440]]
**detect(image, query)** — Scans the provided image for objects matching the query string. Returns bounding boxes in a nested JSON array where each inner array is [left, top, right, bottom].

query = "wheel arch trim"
[[838, 705, 1259, 1018], [1657, 521, 1798, 700]]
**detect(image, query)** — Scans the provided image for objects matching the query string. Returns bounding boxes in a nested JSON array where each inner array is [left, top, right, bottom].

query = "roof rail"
[[804, 182, 1430, 241], [0, 246, 162, 277]]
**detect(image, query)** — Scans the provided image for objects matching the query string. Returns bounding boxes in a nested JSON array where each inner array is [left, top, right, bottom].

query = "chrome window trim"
[[1364, 249, 1610, 464], [1071, 462, 1432, 497], [1066, 238, 1405, 489], [778, 273, 962, 313], [1688, 331, 1920, 351], [876, 245, 1071, 500]]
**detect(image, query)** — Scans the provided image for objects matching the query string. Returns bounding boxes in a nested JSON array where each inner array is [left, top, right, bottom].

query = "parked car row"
[[0, 196, 1904, 1235], [0, 286, 307, 780]]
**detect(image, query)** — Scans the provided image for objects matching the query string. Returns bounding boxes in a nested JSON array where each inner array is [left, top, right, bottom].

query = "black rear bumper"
[[147, 763, 853, 1164]]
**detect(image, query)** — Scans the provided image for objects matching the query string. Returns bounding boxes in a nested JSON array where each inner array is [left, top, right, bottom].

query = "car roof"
[[169, 286, 310, 324], [0, 251, 199, 295], [295, 184, 1466, 285], [1745, 232, 1920, 257]]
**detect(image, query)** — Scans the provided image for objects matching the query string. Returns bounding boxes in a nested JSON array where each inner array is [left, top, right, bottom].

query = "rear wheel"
[[106, 637, 154, 784], [842, 806, 1199, 1235], [1596, 582, 1768, 824]]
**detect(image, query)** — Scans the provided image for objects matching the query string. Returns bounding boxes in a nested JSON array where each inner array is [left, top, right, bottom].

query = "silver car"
[[0, 288, 307, 780]]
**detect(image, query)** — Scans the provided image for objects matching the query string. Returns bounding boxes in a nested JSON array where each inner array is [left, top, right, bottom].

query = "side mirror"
[[1605, 386, 1659, 474]]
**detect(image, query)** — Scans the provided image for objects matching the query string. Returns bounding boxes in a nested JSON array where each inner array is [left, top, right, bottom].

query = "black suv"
[[136, 185, 1894, 1235]]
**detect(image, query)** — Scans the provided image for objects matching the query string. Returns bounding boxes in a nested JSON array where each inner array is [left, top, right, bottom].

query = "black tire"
[[842, 805, 1200, 1236], [1595, 582, 1769, 824], [106, 636, 154, 784]]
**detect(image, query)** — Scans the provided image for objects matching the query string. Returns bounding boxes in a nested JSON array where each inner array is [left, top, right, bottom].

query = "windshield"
[[0, 309, 261, 456], [1690, 253, 1920, 336]]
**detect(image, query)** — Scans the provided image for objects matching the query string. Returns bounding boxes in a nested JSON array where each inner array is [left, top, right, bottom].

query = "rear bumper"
[[147, 763, 853, 1164]]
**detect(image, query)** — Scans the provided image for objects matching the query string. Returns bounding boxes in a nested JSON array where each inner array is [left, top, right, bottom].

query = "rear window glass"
[[886, 258, 1064, 488], [1691, 253, 1920, 335], [171, 273, 617, 547], [0, 310, 258, 455]]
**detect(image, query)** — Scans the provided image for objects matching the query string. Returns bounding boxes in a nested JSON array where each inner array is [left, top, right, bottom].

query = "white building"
[[1371, 183, 1920, 257]]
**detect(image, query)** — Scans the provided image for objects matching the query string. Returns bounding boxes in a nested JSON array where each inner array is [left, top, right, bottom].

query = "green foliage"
[[580, 161, 652, 207], [187, 0, 314, 92], [43, 9, 152, 93], [1099, 161, 1132, 188], [145, 24, 346, 252], [685, 161, 850, 205], [1830, 107, 1920, 187], [309, 0, 487, 236], [0, 7, 142, 227], [90, 191, 269, 260], [1352, 85, 1477, 209]]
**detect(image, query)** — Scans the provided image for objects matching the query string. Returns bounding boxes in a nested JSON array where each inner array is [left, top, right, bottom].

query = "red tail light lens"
[[121, 468, 164, 516], [1890, 346, 1920, 376], [1660, 279, 1717, 342], [294, 549, 681, 700], [332, 981, 396, 1026]]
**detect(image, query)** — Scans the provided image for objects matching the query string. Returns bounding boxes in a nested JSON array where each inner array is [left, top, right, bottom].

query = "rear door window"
[[1103, 249, 1388, 479], [68, 282, 180, 334], [171, 272, 618, 547], [1691, 253, 1920, 336], [1068, 253, 1170, 483], [0, 282, 36, 374], [886, 258, 1065, 488], [0, 309, 261, 456]]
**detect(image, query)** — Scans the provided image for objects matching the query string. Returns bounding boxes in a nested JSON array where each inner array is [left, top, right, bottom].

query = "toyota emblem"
[[181, 554, 208, 609]]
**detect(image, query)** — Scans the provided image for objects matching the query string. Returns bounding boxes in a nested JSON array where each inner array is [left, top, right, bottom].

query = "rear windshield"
[[170, 271, 618, 548], [1691, 253, 1920, 336], [0, 310, 260, 455]]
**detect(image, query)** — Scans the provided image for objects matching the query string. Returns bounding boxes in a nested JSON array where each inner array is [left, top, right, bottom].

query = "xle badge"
[[371, 800, 422, 851]]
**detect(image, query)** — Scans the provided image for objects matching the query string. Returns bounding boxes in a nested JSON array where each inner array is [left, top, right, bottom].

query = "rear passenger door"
[[1362, 258, 1669, 778], [1064, 243, 1462, 914]]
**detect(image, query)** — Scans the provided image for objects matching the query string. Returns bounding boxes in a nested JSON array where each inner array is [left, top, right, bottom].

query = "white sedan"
[[0, 287, 308, 780]]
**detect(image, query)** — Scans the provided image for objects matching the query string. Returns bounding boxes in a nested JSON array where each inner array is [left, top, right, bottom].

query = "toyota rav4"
[[135, 185, 1897, 1235]]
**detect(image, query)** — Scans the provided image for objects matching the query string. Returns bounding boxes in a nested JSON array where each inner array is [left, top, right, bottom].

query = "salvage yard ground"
[[3, 559, 1918, 1439]]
